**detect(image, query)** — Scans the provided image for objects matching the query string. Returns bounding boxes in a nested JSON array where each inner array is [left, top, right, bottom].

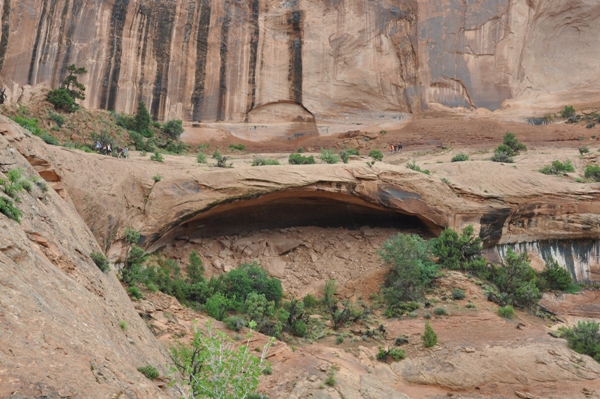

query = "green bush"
[[389, 347, 406, 361], [213, 151, 232, 168], [379, 233, 438, 305], [150, 152, 164, 162], [197, 153, 207, 163], [580, 146, 590, 154], [205, 293, 230, 321], [252, 157, 280, 166], [48, 111, 65, 127], [288, 153, 316, 165], [336, 336, 344, 345], [0, 196, 22, 223], [47, 88, 78, 112], [432, 225, 487, 277], [490, 248, 541, 308], [119, 320, 127, 330], [225, 315, 247, 332], [451, 153, 469, 162], [585, 165, 600, 182], [422, 322, 438, 348], [497, 305, 515, 318], [383, 302, 420, 318], [90, 252, 110, 272], [320, 148, 340, 164], [163, 120, 184, 141], [303, 294, 318, 309], [406, 160, 430, 174], [229, 144, 246, 152], [127, 286, 143, 300], [325, 370, 336, 387], [291, 320, 307, 337], [369, 149, 383, 161], [152, 175, 162, 182], [135, 102, 152, 135], [434, 307, 448, 316], [561, 321, 600, 362], [491, 149, 514, 163], [539, 160, 575, 175], [561, 105, 576, 119], [539, 258, 572, 291], [187, 251, 204, 284], [137, 365, 159, 380], [452, 288, 465, 300], [323, 279, 336, 307], [12, 115, 45, 136], [501, 132, 527, 155], [347, 148, 359, 156]]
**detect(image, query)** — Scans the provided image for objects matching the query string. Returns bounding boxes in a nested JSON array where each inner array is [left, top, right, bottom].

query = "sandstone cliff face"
[[0, 118, 174, 398], [1, 0, 598, 123]]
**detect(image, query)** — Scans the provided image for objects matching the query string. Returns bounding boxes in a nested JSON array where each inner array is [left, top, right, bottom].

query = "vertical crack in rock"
[[150, 1, 177, 120], [191, 0, 212, 121], [246, 0, 260, 116], [101, 0, 130, 110], [0, 0, 11, 71], [217, 0, 232, 121], [287, 9, 304, 105]]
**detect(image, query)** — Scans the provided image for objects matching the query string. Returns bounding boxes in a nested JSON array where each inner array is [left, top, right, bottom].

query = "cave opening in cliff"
[[150, 192, 434, 249]]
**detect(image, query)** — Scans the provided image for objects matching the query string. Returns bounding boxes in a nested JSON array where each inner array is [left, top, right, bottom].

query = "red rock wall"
[[0, 0, 599, 121]]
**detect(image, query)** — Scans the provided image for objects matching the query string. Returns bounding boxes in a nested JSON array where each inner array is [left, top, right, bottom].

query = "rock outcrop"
[[1, 0, 599, 125], [0, 119, 174, 397]]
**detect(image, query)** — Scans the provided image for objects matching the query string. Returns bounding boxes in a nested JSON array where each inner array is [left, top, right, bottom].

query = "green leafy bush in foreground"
[[561, 321, 600, 362], [585, 165, 600, 182]]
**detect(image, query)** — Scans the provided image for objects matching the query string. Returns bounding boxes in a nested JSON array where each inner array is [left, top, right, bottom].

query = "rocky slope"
[[1, 0, 599, 126], [0, 119, 175, 398]]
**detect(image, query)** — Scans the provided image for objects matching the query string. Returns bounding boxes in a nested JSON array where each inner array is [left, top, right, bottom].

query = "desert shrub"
[[170, 323, 273, 398], [291, 320, 307, 337], [336, 336, 344, 345], [502, 132, 527, 154], [119, 320, 127, 330], [347, 148, 359, 156], [491, 149, 514, 163], [47, 88, 78, 112], [48, 111, 65, 127], [539, 258, 572, 291], [369, 149, 383, 161], [320, 148, 340, 164], [252, 157, 280, 166], [135, 102, 152, 136], [584, 165, 600, 182], [165, 141, 189, 155], [127, 286, 143, 300], [451, 153, 469, 162], [288, 153, 316, 165], [325, 369, 336, 387], [303, 294, 318, 309], [163, 119, 184, 141], [383, 302, 420, 318], [187, 251, 204, 284], [223, 262, 283, 305], [432, 225, 487, 277], [150, 152, 164, 162], [465, 302, 477, 309], [580, 146, 590, 154], [323, 279, 336, 307], [213, 151, 232, 168], [406, 160, 430, 175], [422, 322, 438, 348], [561, 105, 576, 119], [205, 293, 230, 321], [90, 252, 110, 272], [434, 307, 448, 316], [0, 196, 22, 223], [587, 123, 596, 129], [377, 347, 405, 361], [379, 233, 438, 306], [497, 305, 515, 318], [229, 144, 246, 152], [225, 315, 247, 332], [197, 153, 207, 163], [339, 150, 350, 164], [12, 115, 45, 136], [561, 321, 600, 362], [137, 365, 159, 380], [452, 288, 465, 300], [539, 159, 575, 175], [489, 248, 541, 308], [152, 175, 162, 182]]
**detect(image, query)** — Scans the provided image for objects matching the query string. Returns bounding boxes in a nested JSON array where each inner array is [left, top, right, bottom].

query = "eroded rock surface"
[[0, 120, 174, 397]]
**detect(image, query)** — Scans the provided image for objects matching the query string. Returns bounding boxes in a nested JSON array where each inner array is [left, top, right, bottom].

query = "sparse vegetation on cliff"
[[539, 159, 575, 175], [320, 148, 340, 164], [406, 160, 430, 175], [289, 153, 316, 165], [491, 132, 526, 163], [584, 165, 600, 182], [90, 252, 110, 273]]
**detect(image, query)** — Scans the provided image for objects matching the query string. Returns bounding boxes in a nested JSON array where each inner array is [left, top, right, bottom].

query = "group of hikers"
[[95, 141, 129, 159], [390, 142, 403, 153]]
